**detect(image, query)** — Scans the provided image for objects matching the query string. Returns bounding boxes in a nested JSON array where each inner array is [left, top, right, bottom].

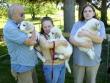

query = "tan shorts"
[[11, 69, 38, 83], [73, 64, 100, 83]]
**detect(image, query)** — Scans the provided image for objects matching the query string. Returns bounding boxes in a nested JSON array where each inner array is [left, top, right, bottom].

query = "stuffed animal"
[[48, 27, 73, 73], [74, 18, 100, 60], [18, 21, 35, 38], [18, 21, 46, 63]]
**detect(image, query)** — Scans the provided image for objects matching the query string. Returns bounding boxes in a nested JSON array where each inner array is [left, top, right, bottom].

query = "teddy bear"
[[48, 27, 73, 73], [18, 21, 46, 63], [74, 18, 100, 60]]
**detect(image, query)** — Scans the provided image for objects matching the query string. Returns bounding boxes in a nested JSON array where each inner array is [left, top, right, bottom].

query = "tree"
[[101, 0, 108, 26], [90, 0, 109, 26], [76, 0, 87, 19], [23, 0, 76, 33], [0, 0, 9, 17], [8, 0, 58, 20], [64, 0, 75, 33], [76, 0, 110, 26]]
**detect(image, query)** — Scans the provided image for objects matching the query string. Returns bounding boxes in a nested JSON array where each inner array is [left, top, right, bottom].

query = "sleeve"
[[39, 35, 53, 49], [70, 22, 79, 36], [39, 35, 48, 48], [4, 26, 28, 45], [99, 21, 106, 39]]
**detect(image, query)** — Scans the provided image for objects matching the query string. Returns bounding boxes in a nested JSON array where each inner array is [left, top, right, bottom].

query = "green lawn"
[[0, 13, 64, 32], [0, 10, 110, 82], [0, 42, 73, 83], [0, 41, 110, 83]]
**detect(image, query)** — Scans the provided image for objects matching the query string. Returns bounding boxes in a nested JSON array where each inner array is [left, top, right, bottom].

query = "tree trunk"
[[101, 0, 107, 26], [29, 4, 36, 20], [76, 0, 87, 19], [64, 0, 75, 33], [32, 11, 35, 20]]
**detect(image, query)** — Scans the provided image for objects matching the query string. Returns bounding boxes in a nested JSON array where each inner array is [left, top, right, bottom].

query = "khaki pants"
[[11, 68, 38, 83], [73, 64, 100, 83]]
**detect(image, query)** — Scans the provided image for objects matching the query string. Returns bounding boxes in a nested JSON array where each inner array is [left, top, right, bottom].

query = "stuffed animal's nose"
[[18, 26, 20, 29]]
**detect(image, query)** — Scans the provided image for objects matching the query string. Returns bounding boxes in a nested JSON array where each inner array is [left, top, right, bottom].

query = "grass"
[[0, 43, 16, 83], [0, 10, 110, 83], [0, 13, 63, 32], [0, 42, 73, 83], [0, 41, 110, 83]]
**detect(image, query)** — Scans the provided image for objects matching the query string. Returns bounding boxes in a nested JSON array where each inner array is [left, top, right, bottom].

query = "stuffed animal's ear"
[[17, 24, 20, 29], [53, 27, 62, 33]]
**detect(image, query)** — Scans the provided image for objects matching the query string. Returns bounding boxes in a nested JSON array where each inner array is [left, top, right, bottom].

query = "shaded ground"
[[0, 44, 73, 83], [0, 40, 110, 83], [96, 40, 110, 83]]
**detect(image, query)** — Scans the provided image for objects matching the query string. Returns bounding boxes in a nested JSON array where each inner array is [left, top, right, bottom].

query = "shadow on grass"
[[0, 44, 73, 83], [0, 40, 110, 83]]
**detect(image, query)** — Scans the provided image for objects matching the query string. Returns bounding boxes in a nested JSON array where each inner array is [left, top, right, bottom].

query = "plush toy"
[[74, 18, 100, 60], [48, 27, 73, 73], [18, 21, 35, 50], [19, 21, 35, 38], [18, 21, 46, 63]]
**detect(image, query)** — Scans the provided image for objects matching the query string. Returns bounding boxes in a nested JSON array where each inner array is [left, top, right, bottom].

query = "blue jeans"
[[43, 64, 66, 83]]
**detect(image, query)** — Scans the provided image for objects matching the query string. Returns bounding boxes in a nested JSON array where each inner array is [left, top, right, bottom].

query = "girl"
[[39, 17, 67, 83], [69, 4, 106, 83]]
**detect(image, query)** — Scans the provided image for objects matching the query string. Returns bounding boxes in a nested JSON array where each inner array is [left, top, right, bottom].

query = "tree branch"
[[91, 3, 101, 10], [107, 3, 110, 8]]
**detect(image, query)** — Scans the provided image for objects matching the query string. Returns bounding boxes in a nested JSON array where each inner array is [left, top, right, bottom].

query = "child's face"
[[42, 20, 53, 34], [83, 6, 95, 20]]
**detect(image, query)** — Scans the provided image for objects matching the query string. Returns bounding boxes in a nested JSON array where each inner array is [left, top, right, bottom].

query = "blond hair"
[[8, 4, 24, 19]]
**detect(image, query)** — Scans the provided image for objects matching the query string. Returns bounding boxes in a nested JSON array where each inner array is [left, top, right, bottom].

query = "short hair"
[[40, 17, 54, 34], [79, 4, 97, 21], [8, 4, 24, 19]]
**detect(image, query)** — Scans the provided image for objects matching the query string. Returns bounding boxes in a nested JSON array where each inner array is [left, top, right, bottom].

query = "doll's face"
[[19, 21, 34, 33]]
